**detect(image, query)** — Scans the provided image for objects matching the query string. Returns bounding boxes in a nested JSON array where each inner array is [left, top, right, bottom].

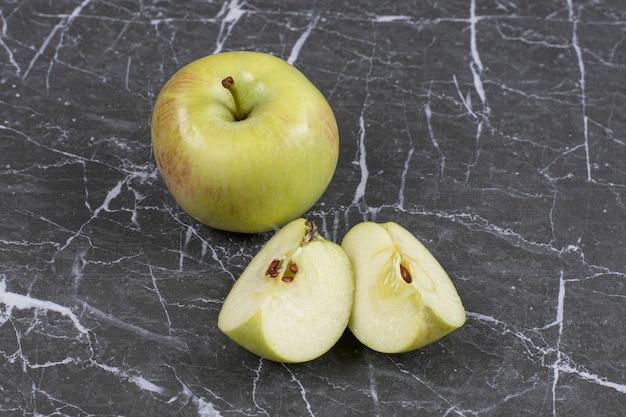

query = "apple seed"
[[266, 259, 280, 278], [281, 276, 294, 283], [289, 262, 298, 274], [399, 264, 412, 284]]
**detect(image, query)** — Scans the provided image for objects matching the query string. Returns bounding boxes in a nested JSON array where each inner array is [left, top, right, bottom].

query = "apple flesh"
[[151, 51, 339, 233], [341, 222, 465, 353], [218, 218, 354, 362]]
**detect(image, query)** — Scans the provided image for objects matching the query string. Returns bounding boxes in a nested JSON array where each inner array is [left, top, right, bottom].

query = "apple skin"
[[341, 221, 466, 354], [217, 219, 354, 363], [151, 51, 339, 233]]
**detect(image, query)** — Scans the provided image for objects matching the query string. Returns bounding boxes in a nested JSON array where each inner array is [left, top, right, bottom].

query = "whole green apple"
[[151, 51, 339, 233]]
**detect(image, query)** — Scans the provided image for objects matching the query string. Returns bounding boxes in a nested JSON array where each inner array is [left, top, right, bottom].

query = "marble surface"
[[1, 0, 625, 416]]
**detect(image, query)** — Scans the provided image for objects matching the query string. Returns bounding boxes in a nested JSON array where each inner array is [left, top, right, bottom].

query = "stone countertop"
[[1, 1, 624, 416]]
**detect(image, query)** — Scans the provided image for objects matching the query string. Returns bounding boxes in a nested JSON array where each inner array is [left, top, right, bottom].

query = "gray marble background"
[[1, 1, 625, 416]]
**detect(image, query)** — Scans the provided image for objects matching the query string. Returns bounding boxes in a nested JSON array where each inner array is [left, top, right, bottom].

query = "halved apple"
[[218, 218, 354, 363], [341, 221, 465, 353]]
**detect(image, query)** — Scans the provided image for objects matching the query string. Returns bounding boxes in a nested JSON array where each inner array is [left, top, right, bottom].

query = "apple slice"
[[341, 221, 465, 353], [218, 218, 354, 363]]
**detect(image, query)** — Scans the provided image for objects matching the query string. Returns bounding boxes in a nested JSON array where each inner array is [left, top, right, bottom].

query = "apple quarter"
[[218, 219, 354, 363], [341, 221, 466, 354]]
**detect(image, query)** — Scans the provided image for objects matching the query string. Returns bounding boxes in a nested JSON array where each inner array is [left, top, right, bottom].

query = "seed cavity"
[[281, 261, 298, 283], [399, 264, 412, 284], [266, 259, 298, 283]]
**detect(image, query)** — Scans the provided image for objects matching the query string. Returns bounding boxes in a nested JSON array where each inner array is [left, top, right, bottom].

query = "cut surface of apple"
[[341, 221, 465, 353], [218, 218, 354, 363]]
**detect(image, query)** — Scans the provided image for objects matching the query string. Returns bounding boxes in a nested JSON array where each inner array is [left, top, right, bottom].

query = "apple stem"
[[222, 76, 245, 121]]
